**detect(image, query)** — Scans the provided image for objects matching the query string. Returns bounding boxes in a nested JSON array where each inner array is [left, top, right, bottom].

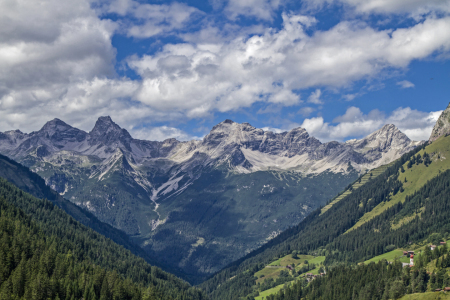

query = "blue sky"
[[0, 0, 449, 142]]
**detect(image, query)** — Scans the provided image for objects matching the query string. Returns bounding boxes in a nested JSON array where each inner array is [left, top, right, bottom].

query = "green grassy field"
[[255, 254, 324, 284], [255, 282, 293, 300], [321, 163, 392, 215], [253, 254, 325, 298], [347, 135, 450, 233], [399, 292, 450, 300], [364, 249, 410, 264]]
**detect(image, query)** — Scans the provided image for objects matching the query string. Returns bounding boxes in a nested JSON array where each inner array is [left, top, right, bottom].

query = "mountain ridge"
[[0, 117, 422, 282]]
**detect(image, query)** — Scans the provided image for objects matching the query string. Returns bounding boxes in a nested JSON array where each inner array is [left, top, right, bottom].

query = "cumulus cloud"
[[1, 0, 450, 142], [130, 126, 200, 141], [307, 89, 323, 104], [128, 14, 450, 119], [225, 0, 282, 21], [102, 0, 202, 38], [304, 0, 450, 16], [300, 106, 442, 142], [397, 80, 415, 88]]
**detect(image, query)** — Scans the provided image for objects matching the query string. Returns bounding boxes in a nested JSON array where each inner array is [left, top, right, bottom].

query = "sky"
[[1, 0, 450, 142]]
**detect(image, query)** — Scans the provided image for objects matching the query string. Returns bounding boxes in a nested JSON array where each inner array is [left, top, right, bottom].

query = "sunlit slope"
[[347, 135, 450, 233], [321, 163, 392, 215]]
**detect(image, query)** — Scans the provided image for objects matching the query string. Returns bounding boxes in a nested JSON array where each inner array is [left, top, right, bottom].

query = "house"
[[407, 251, 415, 255], [441, 241, 446, 245], [430, 245, 437, 251], [435, 289, 442, 292], [444, 287, 450, 292], [403, 251, 408, 256]]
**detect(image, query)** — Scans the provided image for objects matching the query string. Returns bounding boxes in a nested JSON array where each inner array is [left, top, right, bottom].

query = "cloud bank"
[[0, 0, 449, 141]]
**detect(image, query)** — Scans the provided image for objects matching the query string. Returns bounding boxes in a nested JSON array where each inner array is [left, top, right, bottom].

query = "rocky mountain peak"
[[40, 118, 72, 133], [38, 118, 87, 143], [351, 124, 411, 152], [429, 103, 450, 142], [89, 116, 132, 145], [90, 116, 121, 134]]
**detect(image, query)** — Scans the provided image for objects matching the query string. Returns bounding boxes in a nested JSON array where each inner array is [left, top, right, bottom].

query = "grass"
[[321, 163, 392, 215], [255, 282, 293, 300], [399, 292, 450, 300], [255, 254, 324, 284], [268, 254, 316, 266], [364, 249, 410, 264], [346, 135, 450, 233]]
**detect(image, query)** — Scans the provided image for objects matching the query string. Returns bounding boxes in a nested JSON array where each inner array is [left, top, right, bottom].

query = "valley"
[[0, 117, 418, 282]]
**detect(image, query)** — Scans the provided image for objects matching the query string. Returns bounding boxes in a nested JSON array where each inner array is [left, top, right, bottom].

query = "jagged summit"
[[350, 124, 412, 151], [89, 116, 132, 147], [429, 103, 450, 142], [90, 116, 122, 134], [40, 118, 73, 133]]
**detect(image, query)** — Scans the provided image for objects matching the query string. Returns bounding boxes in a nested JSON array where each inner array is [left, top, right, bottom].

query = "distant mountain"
[[0, 117, 420, 282]]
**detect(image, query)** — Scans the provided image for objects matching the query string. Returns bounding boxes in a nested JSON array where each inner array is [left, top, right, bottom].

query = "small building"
[[445, 287, 450, 292], [436, 289, 442, 292], [441, 241, 446, 245], [431, 245, 437, 251], [403, 251, 408, 256], [402, 263, 411, 268], [407, 250, 415, 255]]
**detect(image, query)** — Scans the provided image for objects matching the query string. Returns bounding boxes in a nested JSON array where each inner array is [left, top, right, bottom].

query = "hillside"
[[0, 118, 419, 282], [0, 153, 192, 281], [200, 129, 450, 299], [0, 177, 206, 299]]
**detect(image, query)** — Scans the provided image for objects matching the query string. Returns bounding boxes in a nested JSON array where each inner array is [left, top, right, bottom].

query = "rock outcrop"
[[429, 103, 450, 142]]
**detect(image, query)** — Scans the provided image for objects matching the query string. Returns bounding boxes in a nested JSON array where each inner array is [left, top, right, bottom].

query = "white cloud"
[[1, 0, 450, 143], [130, 126, 200, 141], [397, 80, 415, 88], [304, 0, 450, 16], [103, 1, 202, 38], [301, 106, 442, 142], [260, 126, 286, 133], [307, 89, 323, 104], [126, 14, 450, 119], [225, 0, 282, 21]]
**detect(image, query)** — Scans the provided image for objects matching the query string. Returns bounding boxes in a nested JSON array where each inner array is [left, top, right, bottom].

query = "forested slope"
[[0, 153, 190, 280], [0, 177, 207, 299], [266, 165, 450, 299]]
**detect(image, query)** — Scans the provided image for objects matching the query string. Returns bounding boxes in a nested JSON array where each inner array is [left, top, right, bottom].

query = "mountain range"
[[0, 116, 421, 282], [200, 103, 450, 299]]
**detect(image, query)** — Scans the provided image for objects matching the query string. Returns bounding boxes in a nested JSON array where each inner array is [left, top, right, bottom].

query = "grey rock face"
[[430, 103, 450, 142]]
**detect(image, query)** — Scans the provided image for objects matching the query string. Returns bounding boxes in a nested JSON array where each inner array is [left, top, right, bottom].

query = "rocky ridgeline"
[[430, 103, 450, 142], [0, 117, 421, 196]]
